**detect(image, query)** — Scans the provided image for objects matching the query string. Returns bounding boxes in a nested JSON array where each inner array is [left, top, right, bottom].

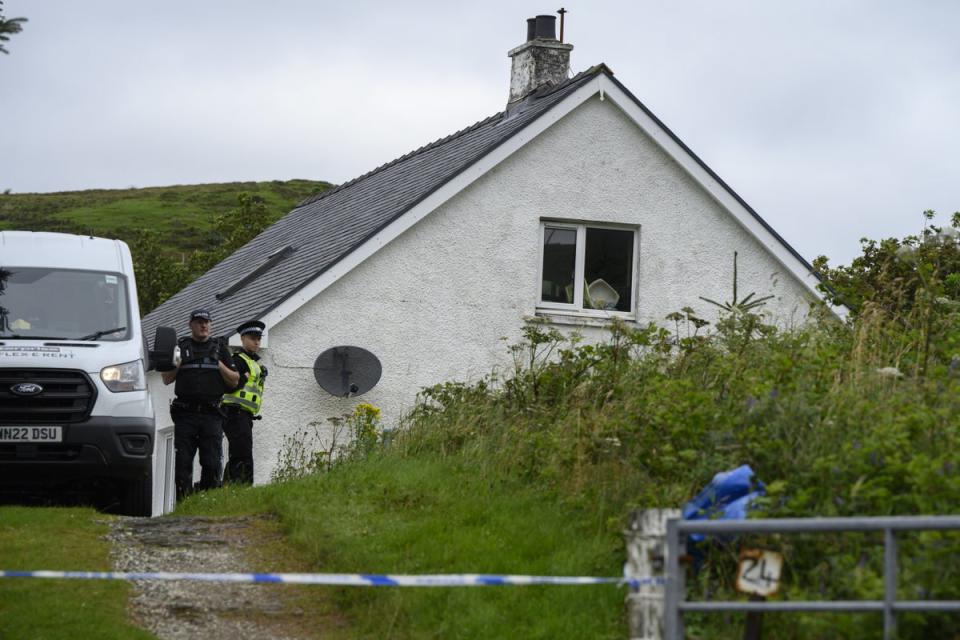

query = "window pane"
[[584, 228, 633, 311], [541, 227, 577, 303], [0, 268, 130, 340]]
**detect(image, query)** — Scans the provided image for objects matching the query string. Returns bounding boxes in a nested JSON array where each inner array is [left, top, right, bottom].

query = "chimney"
[[507, 14, 573, 107]]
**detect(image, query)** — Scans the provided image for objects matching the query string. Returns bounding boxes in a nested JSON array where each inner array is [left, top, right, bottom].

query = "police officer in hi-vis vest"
[[221, 320, 267, 484], [161, 309, 239, 499]]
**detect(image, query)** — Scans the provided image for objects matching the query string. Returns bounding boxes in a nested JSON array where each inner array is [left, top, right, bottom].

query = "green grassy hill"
[[0, 179, 332, 252]]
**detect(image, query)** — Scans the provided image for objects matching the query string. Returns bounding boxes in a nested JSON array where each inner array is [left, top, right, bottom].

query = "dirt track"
[[108, 515, 318, 640]]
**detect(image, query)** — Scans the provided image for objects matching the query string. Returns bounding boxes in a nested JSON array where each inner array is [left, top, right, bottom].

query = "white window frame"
[[536, 220, 639, 319]]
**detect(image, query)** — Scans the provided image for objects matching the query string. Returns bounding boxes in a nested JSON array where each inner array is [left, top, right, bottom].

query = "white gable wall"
[[252, 95, 814, 483]]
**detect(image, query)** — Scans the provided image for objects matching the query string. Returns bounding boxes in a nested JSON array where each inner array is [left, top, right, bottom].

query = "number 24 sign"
[[736, 548, 784, 597]]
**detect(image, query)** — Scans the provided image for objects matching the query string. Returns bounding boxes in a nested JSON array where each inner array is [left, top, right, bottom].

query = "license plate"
[[0, 426, 63, 443]]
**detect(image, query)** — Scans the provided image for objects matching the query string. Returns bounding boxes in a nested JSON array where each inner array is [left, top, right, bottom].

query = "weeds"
[[273, 403, 385, 481]]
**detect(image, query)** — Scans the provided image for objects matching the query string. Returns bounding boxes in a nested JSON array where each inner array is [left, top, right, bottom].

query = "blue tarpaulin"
[[682, 464, 765, 543]]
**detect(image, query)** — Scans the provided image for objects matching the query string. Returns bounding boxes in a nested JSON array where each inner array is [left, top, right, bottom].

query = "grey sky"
[[2, 1, 958, 266]]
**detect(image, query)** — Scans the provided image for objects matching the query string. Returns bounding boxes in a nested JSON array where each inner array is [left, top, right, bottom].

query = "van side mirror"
[[149, 326, 178, 371]]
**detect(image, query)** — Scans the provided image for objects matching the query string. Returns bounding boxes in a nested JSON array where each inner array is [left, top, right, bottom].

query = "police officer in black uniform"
[[222, 320, 267, 485], [161, 309, 239, 500]]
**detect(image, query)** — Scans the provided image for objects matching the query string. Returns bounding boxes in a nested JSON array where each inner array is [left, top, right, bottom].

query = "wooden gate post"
[[624, 508, 681, 640]]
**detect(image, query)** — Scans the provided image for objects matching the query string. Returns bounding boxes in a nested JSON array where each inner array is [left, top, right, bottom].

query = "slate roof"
[[142, 65, 606, 339]]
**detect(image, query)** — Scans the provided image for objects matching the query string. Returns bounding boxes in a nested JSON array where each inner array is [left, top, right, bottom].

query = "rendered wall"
[[239, 95, 814, 483]]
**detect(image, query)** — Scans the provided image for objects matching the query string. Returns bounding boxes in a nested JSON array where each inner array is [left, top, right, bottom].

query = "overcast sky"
[[2, 1, 958, 265]]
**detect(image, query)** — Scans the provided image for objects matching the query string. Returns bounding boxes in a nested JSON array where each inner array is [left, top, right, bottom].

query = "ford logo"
[[11, 382, 44, 396]]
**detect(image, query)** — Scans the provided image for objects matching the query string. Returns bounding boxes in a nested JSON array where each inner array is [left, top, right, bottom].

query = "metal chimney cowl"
[[507, 15, 573, 107]]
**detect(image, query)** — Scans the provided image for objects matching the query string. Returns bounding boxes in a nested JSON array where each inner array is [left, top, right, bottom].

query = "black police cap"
[[190, 308, 212, 321], [237, 320, 266, 337]]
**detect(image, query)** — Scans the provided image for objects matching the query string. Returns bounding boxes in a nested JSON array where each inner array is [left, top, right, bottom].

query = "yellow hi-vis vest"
[[222, 352, 264, 415]]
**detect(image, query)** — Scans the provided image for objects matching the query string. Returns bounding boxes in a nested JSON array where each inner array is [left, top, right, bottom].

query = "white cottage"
[[143, 15, 842, 484]]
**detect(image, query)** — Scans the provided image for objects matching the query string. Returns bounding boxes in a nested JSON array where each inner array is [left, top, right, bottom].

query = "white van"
[[0, 231, 176, 516]]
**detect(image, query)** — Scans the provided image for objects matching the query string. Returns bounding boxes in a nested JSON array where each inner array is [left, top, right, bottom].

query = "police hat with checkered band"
[[236, 320, 265, 337]]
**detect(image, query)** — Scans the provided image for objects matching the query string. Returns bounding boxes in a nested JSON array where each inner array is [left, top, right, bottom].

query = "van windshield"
[[0, 267, 131, 341]]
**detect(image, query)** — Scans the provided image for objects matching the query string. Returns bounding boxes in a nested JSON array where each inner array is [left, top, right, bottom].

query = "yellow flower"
[[353, 403, 381, 420]]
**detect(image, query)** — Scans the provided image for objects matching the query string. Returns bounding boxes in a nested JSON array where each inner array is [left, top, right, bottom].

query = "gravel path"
[[108, 516, 313, 640]]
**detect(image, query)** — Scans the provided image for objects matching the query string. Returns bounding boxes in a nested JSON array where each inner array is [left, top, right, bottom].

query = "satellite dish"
[[313, 346, 382, 397]]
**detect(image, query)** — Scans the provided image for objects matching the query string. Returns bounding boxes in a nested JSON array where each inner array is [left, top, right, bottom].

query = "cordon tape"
[[0, 569, 665, 588]]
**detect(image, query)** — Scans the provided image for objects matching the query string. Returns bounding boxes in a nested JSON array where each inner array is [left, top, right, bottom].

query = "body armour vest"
[[175, 338, 227, 400], [222, 352, 264, 415]]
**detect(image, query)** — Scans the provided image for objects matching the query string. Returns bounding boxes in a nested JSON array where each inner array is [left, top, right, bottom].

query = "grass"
[[3, 468, 627, 640], [226, 513, 352, 638], [0, 179, 331, 252], [276, 456, 624, 640], [178, 455, 627, 639], [0, 499, 348, 639], [0, 507, 154, 640]]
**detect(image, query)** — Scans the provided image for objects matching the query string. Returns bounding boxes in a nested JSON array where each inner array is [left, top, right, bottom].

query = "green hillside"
[[0, 179, 332, 252]]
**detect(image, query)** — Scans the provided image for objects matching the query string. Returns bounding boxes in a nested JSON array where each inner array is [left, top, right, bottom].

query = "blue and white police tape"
[[0, 569, 665, 588]]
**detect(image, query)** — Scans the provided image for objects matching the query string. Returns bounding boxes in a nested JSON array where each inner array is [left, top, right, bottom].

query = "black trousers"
[[222, 408, 254, 485], [172, 409, 223, 500]]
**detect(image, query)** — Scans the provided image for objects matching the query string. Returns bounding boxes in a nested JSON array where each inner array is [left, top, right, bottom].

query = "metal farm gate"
[[664, 515, 960, 639]]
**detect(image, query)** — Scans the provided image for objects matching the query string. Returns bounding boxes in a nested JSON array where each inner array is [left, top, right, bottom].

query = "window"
[[0, 267, 130, 341], [539, 222, 636, 314]]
